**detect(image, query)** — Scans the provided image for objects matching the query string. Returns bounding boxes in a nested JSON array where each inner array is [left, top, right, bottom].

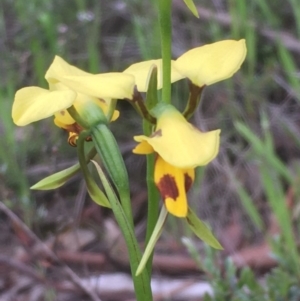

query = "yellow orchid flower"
[[12, 56, 135, 142], [123, 39, 246, 91], [133, 104, 220, 217], [134, 105, 220, 168]]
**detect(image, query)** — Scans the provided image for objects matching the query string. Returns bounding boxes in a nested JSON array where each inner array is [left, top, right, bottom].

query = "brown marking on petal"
[[60, 110, 65, 116], [98, 98, 106, 103], [184, 173, 194, 192], [157, 174, 179, 201], [150, 129, 162, 138]]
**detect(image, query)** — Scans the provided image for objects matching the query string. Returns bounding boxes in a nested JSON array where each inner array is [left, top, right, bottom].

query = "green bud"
[[91, 124, 133, 223]]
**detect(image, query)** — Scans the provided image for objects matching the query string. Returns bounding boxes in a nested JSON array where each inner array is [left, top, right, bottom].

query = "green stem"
[[93, 161, 153, 301], [157, 0, 172, 104]]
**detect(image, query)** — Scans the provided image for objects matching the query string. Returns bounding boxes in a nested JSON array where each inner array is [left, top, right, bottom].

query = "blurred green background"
[[1, 0, 300, 299]]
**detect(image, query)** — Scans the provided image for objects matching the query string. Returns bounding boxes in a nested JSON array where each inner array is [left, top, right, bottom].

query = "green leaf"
[[136, 206, 168, 276], [84, 167, 111, 208], [91, 160, 153, 300], [186, 208, 223, 249], [77, 132, 110, 208], [183, 0, 199, 18], [31, 146, 97, 190], [31, 163, 80, 190]]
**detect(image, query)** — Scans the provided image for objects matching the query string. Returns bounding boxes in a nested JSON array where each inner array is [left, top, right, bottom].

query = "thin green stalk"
[[87, 0, 101, 72], [157, 0, 172, 104]]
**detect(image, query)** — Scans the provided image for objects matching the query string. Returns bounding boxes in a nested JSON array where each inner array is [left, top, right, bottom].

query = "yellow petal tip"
[[175, 39, 247, 87]]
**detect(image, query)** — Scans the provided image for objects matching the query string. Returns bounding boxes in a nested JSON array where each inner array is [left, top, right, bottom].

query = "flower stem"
[[157, 0, 172, 104], [92, 160, 153, 301]]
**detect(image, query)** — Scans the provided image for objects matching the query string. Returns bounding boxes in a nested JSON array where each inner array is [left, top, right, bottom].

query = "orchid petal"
[[54, 113, 75, 127], [174, 39, 247, 87], [46, 56, 136, 99], [57, 73, 135, 100], [45, 56, 91, 83], [123, 59, 184, 92], [134, 109, 220, 168], [132, 139, 154, 154], [12, 87, 76, 126]]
